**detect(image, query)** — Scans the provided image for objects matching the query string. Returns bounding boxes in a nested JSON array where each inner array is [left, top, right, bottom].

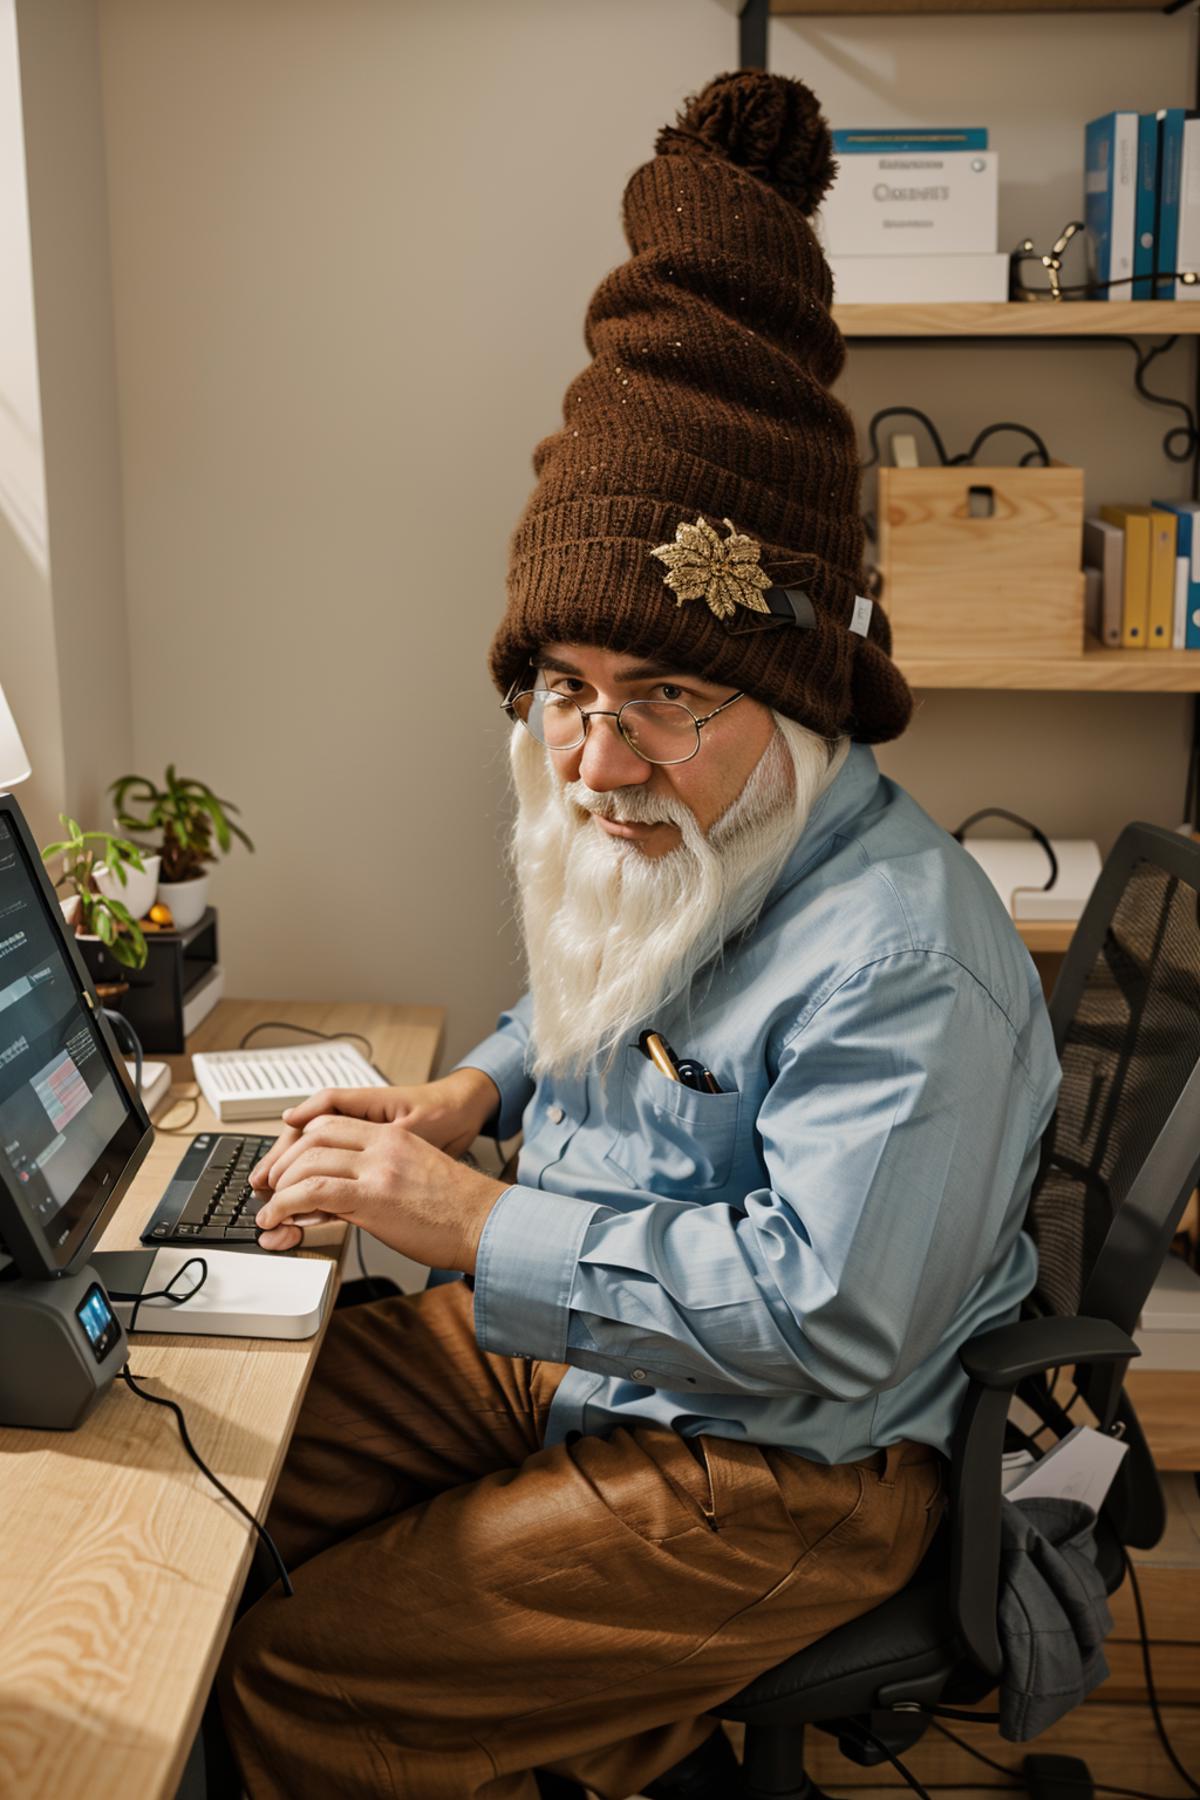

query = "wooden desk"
[[0, 998, 443, 1800]]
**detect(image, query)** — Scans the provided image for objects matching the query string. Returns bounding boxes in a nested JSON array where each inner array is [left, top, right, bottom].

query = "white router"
[[96, 1246, 334, 1340], [192, 1039, 386, 1121]]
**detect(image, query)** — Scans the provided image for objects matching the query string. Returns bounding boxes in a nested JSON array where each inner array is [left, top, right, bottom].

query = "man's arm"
[[450, 991, 536, 1143], [473, 952, 1060, 1399]]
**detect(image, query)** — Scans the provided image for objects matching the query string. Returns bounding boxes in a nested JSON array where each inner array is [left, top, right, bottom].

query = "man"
[[219, 71, 1061, 1800]]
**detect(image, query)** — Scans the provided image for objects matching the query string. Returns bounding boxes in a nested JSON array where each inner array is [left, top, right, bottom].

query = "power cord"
[[101, 1007, 201, 1134], [860, 407, 1053, 473], [119, 1367, 294, 1598], [860, 338, 1200, 485], [107, 1252, 209, 1336], [107, 1253, 295, 1596], [925, 1714, 1194, 1800], [1124, 1550, 1200, 1798], [156, 1090, 201, 1135], [237, 1019, 382, 1079]]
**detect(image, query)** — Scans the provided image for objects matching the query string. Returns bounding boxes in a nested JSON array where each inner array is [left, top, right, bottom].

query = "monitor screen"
[[0, 800, 151, 1276]]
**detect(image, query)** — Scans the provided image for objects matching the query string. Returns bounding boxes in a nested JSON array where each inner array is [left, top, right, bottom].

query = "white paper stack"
[[1134, 1254, 1200, 1371]]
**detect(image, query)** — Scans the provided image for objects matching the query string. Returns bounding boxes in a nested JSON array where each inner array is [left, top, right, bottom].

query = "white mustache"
[[562, 781, 687, 830]]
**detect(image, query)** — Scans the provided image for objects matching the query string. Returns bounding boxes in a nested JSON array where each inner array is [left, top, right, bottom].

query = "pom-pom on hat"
[[489, 70, 913, 746]]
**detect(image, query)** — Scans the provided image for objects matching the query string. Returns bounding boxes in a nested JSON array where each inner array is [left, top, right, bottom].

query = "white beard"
[[509, 715, 850, 1079]]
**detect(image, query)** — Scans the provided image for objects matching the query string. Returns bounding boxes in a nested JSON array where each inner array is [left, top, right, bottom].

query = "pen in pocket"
[[639, 1031, 722, 1094]]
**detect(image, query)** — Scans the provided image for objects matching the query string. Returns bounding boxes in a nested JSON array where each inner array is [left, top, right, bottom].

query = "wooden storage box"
[[876, 461, 1085, 657]]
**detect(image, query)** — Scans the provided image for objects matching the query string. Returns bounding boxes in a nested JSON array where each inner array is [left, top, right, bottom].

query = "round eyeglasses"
[[503, 684, 745, 767]]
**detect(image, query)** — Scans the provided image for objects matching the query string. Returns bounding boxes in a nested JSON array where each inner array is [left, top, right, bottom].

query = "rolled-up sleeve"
[[477, 952, 1048, 1400], [474, 1185, 610, 1362], [452, 992, 536, 1141]]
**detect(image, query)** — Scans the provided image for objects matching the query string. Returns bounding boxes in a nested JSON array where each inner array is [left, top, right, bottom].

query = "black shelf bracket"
[[739, 0, 769, 70]]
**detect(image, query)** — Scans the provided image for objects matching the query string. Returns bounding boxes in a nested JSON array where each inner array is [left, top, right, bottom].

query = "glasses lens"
[[619, 701, 700, 765], [514, 690, 586, 751]]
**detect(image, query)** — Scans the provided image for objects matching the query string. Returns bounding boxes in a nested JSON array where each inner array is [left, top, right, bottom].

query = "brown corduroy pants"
[[218, 1279, 945, 1800]]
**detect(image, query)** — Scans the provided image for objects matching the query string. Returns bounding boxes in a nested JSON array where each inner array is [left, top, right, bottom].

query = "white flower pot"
[[156, 874, 209, 931], [95, 853, 161, 922]]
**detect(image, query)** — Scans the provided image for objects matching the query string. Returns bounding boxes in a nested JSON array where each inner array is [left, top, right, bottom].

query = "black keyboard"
[[140, 1132, 281, 1251]]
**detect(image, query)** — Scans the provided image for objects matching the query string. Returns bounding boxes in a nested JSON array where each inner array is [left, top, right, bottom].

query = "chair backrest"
[[1026, 822, 1200, 1339]]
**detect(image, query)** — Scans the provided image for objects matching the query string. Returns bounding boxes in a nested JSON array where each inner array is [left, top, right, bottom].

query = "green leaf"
[[109, 921, 147, 970], [95, 908, 114, 945]]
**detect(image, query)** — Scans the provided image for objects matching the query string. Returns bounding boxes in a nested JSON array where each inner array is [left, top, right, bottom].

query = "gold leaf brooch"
[[649, 516, 772, 622]]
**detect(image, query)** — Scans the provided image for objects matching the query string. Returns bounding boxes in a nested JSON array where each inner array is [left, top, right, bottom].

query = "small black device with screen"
[[0, 794, 154, 1428]]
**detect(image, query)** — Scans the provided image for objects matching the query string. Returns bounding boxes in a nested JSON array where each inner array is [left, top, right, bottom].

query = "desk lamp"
[[0, 680, 31, 792]]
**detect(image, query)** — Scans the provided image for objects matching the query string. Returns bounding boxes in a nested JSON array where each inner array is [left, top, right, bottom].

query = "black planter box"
[[78, 907, 220, 1053]]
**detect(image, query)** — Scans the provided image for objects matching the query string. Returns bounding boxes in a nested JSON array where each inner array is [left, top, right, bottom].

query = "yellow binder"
[[1099, 505, 1152, 648], [1128, 506, 1177, 648]]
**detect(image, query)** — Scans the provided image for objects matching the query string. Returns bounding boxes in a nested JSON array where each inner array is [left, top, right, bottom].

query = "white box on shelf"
[[961, 838, 1102, 922], [1134, 1255, 1200, 1371], [831, 252, 1008, 304], [817, 151, 998, 257]]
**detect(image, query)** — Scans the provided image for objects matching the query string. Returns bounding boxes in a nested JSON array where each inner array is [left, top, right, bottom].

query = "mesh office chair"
[[538, 820, 1200, 1800]]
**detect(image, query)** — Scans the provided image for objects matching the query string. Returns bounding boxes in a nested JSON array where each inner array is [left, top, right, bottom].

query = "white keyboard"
[[192, 1040, 387, 1121]]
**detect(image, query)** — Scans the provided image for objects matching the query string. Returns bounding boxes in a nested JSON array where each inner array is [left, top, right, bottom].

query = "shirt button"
[[547, 1104, 565, 1124], [631, 1368, 648, 1382]]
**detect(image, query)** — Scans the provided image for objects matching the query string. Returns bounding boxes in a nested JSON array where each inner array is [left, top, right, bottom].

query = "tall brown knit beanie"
[[490, 70, 913, 746]]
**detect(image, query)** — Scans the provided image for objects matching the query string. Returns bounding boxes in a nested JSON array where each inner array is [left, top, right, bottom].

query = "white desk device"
[[193, 1039, 386, 1121]]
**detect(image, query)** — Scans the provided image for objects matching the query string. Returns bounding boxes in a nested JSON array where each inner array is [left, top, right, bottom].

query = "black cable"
[[860, 1728, 935, 1797], [238, 1019, 376, 1065], [860, 406, 1054, 473], [926, 1714, 1189, 1800], [102, 1007, 144, 1102], [860, 337, 1200, 481], [156, 1093, 201, 1135], [107, 1253, 209, 1337], [119, 1368, 294, 1598], [1125, 1551, 1200, 1798]]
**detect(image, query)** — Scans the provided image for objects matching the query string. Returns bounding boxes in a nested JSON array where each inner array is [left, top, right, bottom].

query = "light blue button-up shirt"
[[459, 742, 1061, 1464]]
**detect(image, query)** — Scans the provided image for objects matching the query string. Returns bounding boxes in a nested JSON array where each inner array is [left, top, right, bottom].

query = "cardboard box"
[[875, 462, 1085, 657]]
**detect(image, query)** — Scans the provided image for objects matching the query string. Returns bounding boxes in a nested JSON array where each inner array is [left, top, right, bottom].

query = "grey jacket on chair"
[[998, 1495, 1114, 1740]]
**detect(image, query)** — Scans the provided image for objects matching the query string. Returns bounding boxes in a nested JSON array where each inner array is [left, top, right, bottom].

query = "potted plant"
[[111, 766, 253, 931], [41, 816, 149, 969]]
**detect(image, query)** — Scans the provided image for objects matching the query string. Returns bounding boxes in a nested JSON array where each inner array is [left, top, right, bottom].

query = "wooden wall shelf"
[[774, 0, 1179, 13], [896, 636, 1200, 691], [834, 301, 1200, 337], [1017, 920, 1075, 953]]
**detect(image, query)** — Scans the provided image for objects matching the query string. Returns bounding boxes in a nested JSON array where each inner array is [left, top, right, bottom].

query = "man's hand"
[[250, 1067, 500, 1192], [252, 1114, 508, 1265]]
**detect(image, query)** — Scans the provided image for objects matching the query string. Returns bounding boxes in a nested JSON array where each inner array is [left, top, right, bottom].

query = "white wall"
[[0, 0, 131, 854], [0, 0, 58, 843], [0, 0, 45, 575], [81, 0, 1198, 1070], [19, 0, 132, 830]]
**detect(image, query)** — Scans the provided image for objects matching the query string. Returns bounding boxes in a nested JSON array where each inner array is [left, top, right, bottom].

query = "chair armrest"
[[958, 1315, 1140, 1389], [949, 1313, 1139, 1682]]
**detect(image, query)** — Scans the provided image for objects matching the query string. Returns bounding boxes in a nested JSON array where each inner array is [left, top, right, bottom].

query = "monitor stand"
[[0, 1261, 126, 1429]]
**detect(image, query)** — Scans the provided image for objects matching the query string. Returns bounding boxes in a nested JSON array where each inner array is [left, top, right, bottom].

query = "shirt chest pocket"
[[603, 1043, 742, 1194]]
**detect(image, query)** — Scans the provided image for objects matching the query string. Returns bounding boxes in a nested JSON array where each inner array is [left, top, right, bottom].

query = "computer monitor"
[[0, 794, 153, 1280]]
